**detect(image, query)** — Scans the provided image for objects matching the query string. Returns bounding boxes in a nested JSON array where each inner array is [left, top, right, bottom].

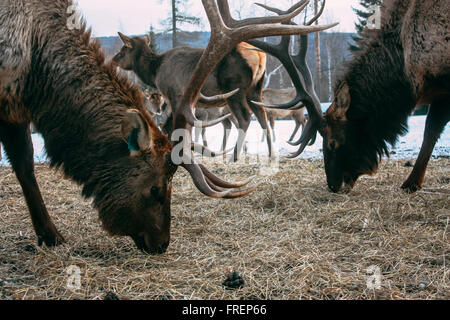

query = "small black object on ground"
[[223, 271, 244, 290]]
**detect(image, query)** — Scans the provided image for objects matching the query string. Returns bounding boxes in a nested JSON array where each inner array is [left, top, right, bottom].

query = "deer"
[[261, 88, 306, 143], [0, 0, 332, 254], [143, 88, 164, 116], [257, 0, 449, 193]]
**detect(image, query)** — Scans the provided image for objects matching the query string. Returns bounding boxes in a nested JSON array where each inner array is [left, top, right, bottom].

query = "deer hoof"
[[37, 229, 65, 247], [401, 180, 422, 193]]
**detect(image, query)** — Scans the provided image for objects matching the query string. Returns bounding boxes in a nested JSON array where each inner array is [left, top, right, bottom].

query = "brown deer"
[[0, 0, 330, 254], [262, 0, 450, 193], [261, 88, 306, 142]]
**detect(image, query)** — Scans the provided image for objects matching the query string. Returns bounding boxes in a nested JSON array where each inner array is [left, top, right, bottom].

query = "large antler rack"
[[242, 0, 333, 158], [172, 0, 337, 198]]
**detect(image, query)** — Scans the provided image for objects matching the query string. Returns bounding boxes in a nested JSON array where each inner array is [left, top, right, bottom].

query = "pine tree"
[[350, 0, 382, 52], [147, 25, 158, 53]]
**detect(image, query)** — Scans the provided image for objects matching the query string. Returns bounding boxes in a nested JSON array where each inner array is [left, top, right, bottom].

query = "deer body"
[[321, 0, 449, 192], [0, 0, 180, 253], [262, 88, 306, 142]]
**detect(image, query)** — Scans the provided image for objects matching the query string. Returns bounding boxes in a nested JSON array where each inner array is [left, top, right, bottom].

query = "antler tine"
[[180, 156, 258, 199], [247, 35, 310, 111], [199, 164, 254, 188], [199, 88, 240, 106], [221, 1, 310, 28], [255, 0, 310, 16], [306, 0, 326, 26]]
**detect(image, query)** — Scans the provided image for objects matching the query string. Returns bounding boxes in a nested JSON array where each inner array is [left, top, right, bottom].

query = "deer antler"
[[172, 0, 337, 198], [247, 0, 332, 158]]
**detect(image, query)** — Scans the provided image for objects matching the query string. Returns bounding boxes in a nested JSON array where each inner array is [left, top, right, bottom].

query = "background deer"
[[143, 88, 164, 116], [0, 0, 330, 254], [261, 88, 306, 143]]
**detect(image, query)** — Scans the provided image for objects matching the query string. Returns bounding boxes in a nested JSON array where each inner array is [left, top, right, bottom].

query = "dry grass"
[[0, 157, 449, 300]]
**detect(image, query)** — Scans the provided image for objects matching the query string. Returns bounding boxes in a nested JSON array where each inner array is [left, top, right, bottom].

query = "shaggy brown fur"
[[322, 0, 449, 193], [0, 0, 176, 254]]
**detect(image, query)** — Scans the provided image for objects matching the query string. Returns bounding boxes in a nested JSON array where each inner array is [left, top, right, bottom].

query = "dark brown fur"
[[322, 0, 449, 193], [0, 0, 176, 254]]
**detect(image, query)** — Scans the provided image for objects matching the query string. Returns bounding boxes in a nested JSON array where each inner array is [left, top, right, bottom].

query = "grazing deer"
[[262, 0, 449, 193], [261, 88, 306, 142], [0, 0, 330, 254]]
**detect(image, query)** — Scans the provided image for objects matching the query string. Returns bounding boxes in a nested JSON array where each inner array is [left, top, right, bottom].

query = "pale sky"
[[76, 0, 361, 37]]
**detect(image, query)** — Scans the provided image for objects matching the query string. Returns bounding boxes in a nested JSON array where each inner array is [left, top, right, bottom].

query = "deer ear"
[[332, 81, 351, 119], [118, 32, 133, 49], [121, 110, 151, 156]]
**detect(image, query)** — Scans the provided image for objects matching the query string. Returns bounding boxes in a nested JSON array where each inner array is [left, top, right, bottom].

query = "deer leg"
[[201, 128, 208, 148], [233, 116, 251, 162], [226, 94, 252, 162], [221, 118, 232, 154], [401, 101, 450, 192], [270, 115, 276, 142], [0, 123, 65, 246], [194, 126, 201, 143], [249, 103, 274, 160]]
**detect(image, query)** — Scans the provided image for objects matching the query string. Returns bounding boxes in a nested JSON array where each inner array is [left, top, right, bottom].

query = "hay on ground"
[[0, 157, 448, 300]]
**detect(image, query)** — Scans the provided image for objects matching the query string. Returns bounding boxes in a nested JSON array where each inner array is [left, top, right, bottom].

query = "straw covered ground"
[[0, 156, 449, 300]]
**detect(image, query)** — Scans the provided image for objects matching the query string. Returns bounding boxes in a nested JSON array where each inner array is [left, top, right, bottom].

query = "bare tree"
[[314, 0, 322, 96], [161, 0, 201, 48]]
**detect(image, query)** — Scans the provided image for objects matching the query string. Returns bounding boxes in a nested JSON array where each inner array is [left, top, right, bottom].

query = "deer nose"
[[329, 185, 340, 193], [329, 140, 337, 150], [157, 242, 169, 254]]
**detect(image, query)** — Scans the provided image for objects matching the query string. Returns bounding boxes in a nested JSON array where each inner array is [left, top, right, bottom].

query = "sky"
[[76, 0, 361, 37]]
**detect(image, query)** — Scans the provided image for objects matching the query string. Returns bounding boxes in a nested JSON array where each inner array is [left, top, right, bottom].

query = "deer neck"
[[22, 26, 142, 191], [344, 29, 416, 148], [134, 47, 163, 89]]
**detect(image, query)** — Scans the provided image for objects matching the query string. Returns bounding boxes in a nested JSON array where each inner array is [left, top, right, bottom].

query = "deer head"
[[143, 89, 164, 115], [113, 32, 151, 71], [321, 80, 380, 193]]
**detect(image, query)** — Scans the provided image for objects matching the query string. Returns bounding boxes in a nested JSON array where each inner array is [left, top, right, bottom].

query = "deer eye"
[[150, 186, 159, 199]]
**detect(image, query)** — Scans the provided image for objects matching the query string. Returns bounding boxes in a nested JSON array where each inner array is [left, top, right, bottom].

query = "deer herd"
[[0, 0, 448, 254]]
